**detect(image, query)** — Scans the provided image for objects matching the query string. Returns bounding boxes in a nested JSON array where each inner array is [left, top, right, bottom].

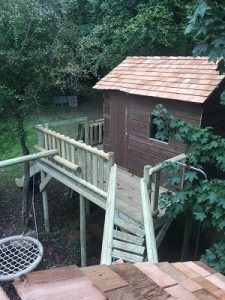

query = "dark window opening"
[[149, 114, 169, 143]]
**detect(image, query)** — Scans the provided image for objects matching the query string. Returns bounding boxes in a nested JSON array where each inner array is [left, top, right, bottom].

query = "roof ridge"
[[125, 56, 208, 60]]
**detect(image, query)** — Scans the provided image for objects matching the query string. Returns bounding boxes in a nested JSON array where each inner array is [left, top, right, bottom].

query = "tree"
[[79, 0, 193, 76], [185, 0, 225, 101], [152, 104, 225, 273], [0, 0, 88, 222]]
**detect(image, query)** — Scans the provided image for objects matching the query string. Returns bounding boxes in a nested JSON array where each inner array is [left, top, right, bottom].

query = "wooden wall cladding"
[[103, 91, 203, 177]]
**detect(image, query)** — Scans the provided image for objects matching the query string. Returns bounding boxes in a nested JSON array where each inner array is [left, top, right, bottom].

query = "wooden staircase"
[[101, 165, 158, 265], [100, 154, 189, 265]]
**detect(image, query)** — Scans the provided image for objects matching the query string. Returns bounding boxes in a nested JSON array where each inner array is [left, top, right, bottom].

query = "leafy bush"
[[153, 104, 225, 273]]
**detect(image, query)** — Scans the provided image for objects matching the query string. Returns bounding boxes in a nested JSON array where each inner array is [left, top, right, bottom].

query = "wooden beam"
[[80, 195, 87, 267], [101, 164, 117, 265], [0, 149, 58, 168], [41, 171, 50, 234], [35, 145, 80, 172], [140, 178, 158, 263], [36, 160, 143, 236], [39, 174, 52, 193]]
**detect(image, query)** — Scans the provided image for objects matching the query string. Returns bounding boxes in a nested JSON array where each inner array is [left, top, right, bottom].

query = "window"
[[149, 114, 169, 143]]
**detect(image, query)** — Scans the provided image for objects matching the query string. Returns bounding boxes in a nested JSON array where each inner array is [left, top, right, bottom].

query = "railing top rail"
[[146, 153, 186, 176], [0, 149, 58, 169], [35, 125, 111, 160]]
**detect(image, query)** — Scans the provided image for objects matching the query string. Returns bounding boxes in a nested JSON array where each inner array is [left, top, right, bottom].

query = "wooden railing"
[[47, 117, 104, 146], [88, 119, 104, 146], [35, 124, 113, 190], [144, 153, 186, 212]]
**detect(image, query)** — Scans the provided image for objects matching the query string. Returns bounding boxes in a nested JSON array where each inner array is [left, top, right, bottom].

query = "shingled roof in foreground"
[[93, 56, 225, 103]]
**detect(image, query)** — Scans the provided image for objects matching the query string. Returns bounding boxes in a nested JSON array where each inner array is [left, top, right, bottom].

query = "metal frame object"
[[0, 235, 43, 281]]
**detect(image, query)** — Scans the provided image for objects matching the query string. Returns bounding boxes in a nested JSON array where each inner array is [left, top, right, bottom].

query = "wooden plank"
[[113, 239, 145, 255], [14, 275, 106, 300], [140, 178, 158, 263], [81, 264, 128, 292], [101, 164, 117, 265], [195, 275, 225, 298], [98, 158, 104, 189], [194, 289, 218, 300], [165, 284, 199, 300], [92, 153, 98, 187], [110, 263, 169, 300], [172, 262, 200, 278], [22, 265, 84, 284], [207, 273, 225, 290], [105, 286, 138, 300], [80, 195, 87, 267], [86, 149, 93, 183], [114, 215, 144, 237], [113, 230, 144, 246], [135, 262, 177, 288], [184, 261, 211, 277], [194, 261, 216, 275], [158, 262, 202, 292], [112, 249, 144, 263], [0, 287, 9, 300], [39, 174, 52, 192]]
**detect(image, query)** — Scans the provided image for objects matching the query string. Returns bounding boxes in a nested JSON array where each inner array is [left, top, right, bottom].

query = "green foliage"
[[86, 0, 192, 73], [153, 104, 225, 273], [185, 0, 225, 74], [202, 238, 225, 273]]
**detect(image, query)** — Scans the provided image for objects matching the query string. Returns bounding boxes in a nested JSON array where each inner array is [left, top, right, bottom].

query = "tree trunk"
[[17, 116, 30, 224]]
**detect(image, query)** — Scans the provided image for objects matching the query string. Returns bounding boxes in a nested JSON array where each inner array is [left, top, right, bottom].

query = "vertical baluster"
[[44, 133, 48, 149], [61, 140, 66, 159], [65, 142, 70, 161], [92, 152, 98, 187], [44, 123, 49, 149], [99, 123, 103, 144], [90, 124, 93, 146], [52, 136, 56, 149], [57, 138, 61, 157], [84, 117, 89, 145], [99, 158, 104, 190], [70, 145, 75, 164], [86, 148, 92, 184], [94, 124, 98, 145]]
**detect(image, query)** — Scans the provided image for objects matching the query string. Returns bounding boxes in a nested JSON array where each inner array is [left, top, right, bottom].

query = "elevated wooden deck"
[[11, 261, 225, 300], [116, 167, 167, 225]]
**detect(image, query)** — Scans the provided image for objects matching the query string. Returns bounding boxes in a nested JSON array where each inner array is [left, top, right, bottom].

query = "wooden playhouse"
[[94, 56, 225, 177]]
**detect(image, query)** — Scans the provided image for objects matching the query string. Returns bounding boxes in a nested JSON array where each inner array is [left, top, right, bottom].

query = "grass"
[[0, 99, 103, 175]]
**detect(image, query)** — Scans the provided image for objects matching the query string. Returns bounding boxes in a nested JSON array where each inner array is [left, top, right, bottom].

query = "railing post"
[[78, 140, 87, 266]]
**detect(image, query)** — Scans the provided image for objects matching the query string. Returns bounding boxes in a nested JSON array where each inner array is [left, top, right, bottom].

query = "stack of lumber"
[[10, 261, 225, 299]]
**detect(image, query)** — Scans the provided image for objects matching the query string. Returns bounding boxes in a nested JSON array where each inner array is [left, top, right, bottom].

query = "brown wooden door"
[[110, 96, 128, 169]]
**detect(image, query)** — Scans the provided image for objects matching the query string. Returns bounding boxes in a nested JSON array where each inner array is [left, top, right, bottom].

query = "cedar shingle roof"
[[94, 56, 225, 103]]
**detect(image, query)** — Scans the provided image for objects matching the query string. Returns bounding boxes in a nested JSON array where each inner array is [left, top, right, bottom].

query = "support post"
[[80, 194, 87, 266], [78, 141, 87, 266], [181, 209, 193, 261], [41, 171, 50, 234]]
